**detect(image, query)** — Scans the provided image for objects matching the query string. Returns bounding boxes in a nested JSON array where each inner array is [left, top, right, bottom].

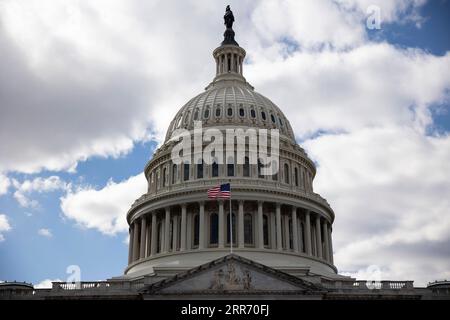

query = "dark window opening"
[[210, 213, 218, 245], [244, 214, 253, 244]]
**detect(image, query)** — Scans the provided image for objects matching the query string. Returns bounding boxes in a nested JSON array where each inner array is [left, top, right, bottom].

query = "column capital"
[[238, 200, 244, 205], [276, 202, 281, 209], [181, 203, 187, 209]]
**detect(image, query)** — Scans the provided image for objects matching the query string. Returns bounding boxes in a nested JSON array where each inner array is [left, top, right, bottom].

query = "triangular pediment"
[[141, 254, 323, 295]]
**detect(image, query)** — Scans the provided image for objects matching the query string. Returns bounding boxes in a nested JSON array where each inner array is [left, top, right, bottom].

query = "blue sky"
[[0, 0, 449, 287]]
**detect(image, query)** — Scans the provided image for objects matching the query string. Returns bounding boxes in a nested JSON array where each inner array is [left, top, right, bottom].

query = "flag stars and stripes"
[[207, 183, 231, 199]]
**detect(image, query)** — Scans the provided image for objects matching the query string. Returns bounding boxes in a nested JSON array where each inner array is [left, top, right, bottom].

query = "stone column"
[[276, 203, 282, 250], [291, 207, 299, 252], [258, 201, 264, 249], [270, 211, 276, 249], [305, 211, 312, 255], [173, 215, 179, 252], [128, 225, 134, 264], [328, 224, 334, 264], [215, 57, 219, 75], [180, 204, 187, 251], [240, 56, 243, 75], [283, 214, 290, 250], [187, 211, 192, 250], [150, 212, 157, 256], [164, 208, 171, 253], [225, 54, 229, 72], [199, 201, 205, 249], [219, 200, 224, 248], [322, 220, 330, 262], [146, 219, 151, 257], [238, 200, 244, 248], [230, 53, 234, 72], [315, 214, 323, 259], [132, 220, 140, 262], [139, 216, 147, 259]]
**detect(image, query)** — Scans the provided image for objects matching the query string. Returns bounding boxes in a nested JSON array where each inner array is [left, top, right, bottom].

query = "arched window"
[[183, 163, 190, 181], [272, 160, 278, 181], [227, 107, 233, 117], [284, 163, 290, 184], [294, 167, 299, 187], [210, 213, 218, 245], [261, 111, 266, 121], [193, 109, 199, 120], [169, 219, 173, 251], [300, 221, 305, 253], [227, 157, 234, 177], [162, 167, 167, 187], [244, 214, 253, 244], [288, 218, 293, 250], [156, 169, 160, 190], [204, 107, 210, 119], [258, 159, 263, 178], [183, 111, 190, 125], [193, 214, 199, 247], [263, 215, 269, 246], [197, 160, 203, 179], [243, 156, 250, 177], [215, 107, 221, 117], [271, 114, 276, 123], [250, 109, 256, 118], [212, 160, 219, 177], [227, 213, 236, 244], [172, 164, 177, 184], [157, 221, 163, 253], [239, 107, 245, 117]]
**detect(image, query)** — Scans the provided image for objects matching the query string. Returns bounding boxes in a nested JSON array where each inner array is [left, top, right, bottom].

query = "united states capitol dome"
[[164, 75, 296, 143], [124, 7, 338, 283]]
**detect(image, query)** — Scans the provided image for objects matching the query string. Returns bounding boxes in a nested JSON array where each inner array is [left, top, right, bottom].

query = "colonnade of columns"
[[216, 52, 243, 75], [128, 200, 334, 266]]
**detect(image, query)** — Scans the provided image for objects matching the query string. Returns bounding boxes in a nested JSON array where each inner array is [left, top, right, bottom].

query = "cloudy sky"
[[0, 0, 449, 288]]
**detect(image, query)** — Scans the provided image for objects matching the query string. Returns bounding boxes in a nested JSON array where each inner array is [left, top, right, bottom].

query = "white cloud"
[[0, 214, 12, 242], [0, 0, 449, 287], [0, 174, 10, 195], [34, 278, 62, 289], [247, 44, 450, 138], [303, 127, 450, 286], [12, 176, 69, 208], [60, 174, 147, 235], [38, 228, 53, 238]]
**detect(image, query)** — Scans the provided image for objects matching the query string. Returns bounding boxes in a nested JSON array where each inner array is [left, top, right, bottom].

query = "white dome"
[[165, 81, 296, 143]]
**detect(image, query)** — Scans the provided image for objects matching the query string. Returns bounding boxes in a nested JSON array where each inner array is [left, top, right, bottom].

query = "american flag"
[[207, 183, 231, 199]]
